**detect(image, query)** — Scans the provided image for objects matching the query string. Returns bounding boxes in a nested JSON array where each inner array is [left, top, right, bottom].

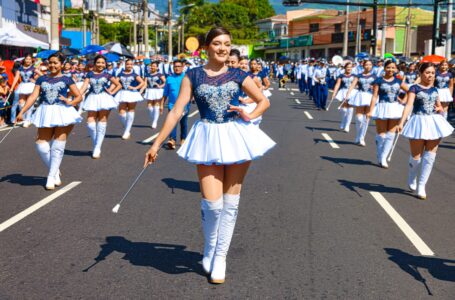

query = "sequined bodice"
[[146, 72, 163, 88], [435, 72, 452, 89], [87, 72, 111, 94], [410, 85, 438, 115], [357, 74, 376, 93], [20, 66, 35, 83], [74, 71, 85, 82], [36, 75, 74, 105], [405, 72, 417, 84], [186, 67, 248, 123], [339, 74, 354, 89], [119, 71, 139, 91], [376, 77, 402, 103]]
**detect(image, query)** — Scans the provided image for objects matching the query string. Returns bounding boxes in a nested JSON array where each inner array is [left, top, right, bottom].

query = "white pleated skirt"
[[144, 88, 164, 101], [76, 82, 84, 90], [32, 103, 82, 128], [114, 90, 144, 103], [82, 92, 118, 111], [348, 91, 372, 107], [437, 88, 453, 103], [402, 113, 454, 140], [177, 119, 276, 165], [17, 82, 35, 95], [335, 88, 358, 102], [372, 102, 404, 120], [240, 102, 262, 125]]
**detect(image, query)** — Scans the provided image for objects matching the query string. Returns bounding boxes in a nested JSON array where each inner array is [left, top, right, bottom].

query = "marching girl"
[[367, 60, 409, 168], [255, 62, 272, 99], [398, 62, 453, 199], [434, 60, 453, 119], [403, 63, 418, 86], [145, 27, 275, 284], [144, 61, 166, 129], [79, 55, 122, 159], [345, 59, 377, 146], [114, 59, 145, 140], [238, 58, 264, 126], [227, 49, 241, 68], [331, 62, 357, 132], [16, 52, 82, 190], [10, 54, 43, 127]]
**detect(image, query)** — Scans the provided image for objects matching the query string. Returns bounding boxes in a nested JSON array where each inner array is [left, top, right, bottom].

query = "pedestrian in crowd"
[[160, 59, 189, 149], [79, 55, 122, 159], [398, 62, 453, 199], [403, 63, 418, 86], [115, 58, 145, 140], [434, 60, 453, 119], [312, 59, 329, 110], [144, 61, 166, 129], [0, 76, 10, 128], [10, 54, 42, 127], [16, 52, 82, 190], [145, 27, 275, 284], [368, 60, 409, 168], [227, 49, 241, 68], [306, 59, 315, 100], [345, 58, 377, 146], [331, 61, 357, 132]]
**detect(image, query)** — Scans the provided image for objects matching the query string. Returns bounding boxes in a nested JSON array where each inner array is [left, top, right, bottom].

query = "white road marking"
[[142, 133, 159, 144], [188, 110, 199, 118], [0, 181, 81, 233], [295, 99, 301, 104], [321, 133, 340, 149], [369, 192, 435, 256], [304, 111, 313, 120], [278, 88, 286, 91], [290, 92, 295, 95], [291, 88, 299, 91], [269, 88, 274, 91], [0, 127, 15, 132]]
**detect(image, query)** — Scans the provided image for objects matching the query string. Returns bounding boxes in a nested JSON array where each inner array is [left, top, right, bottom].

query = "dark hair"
[[48, 52, 66, 64], [419, 62, 436, 74], [384, 60, 396, 69], [125, 58, 134, 63], [94, 54, 107, 65], [205, 27, 231, 46], [173, 59, 184, 65], [22, 53, 33, 65], [344, 61, 352, 68], [151, 61, 159, 67], [229, 49, 241, 59], [239, 56, 248, 62]]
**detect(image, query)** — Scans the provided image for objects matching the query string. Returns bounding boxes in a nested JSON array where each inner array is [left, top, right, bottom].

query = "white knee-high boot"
[[122, 111, 135, 139], [344, 107, 353, 132], [340, 108, 347, 129], [118, 112, 127, 128], [355, 114, 363, 144], [408, 156, 421, 191], [361, 116, 370, 144], [211, 194, 240, 284], [47, 140, 66, 190], [93, 122, 107, 158], [380, 132, 396, 168], [417, 151, 436, 199], [375, 134, 385, 164], [87, 122, 97, 147], [201, 197, 223, 274], [147, 106, 154, 126], [35, 141, 51, 168], [152, 105, 160, 128]]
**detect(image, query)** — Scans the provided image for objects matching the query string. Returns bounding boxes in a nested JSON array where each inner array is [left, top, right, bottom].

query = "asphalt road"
[[1, 81, 454, 299]]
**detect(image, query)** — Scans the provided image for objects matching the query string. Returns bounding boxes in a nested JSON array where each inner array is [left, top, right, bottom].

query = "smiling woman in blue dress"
[[144, 27, 275, 284], [16, 52, 82, 190]]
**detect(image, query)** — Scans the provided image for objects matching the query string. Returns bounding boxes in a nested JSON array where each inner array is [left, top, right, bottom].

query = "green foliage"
[[63, 8, 82, 28]]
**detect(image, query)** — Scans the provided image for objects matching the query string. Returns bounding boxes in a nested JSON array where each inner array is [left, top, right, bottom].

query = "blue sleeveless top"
[[186, 67, 249, 123], [86, 71, 112, 95], [145, 72, 164, 88], [435, 72, 452, 89], [404, 72, 418, 85], [375, 77, 402, 103], [338, 74, 355, 89], [35, 75, 75, 105], [356, 73, 377, 93], [118, 71, 140, 91], [19, 66, 35, 83], [409, 85, 439, 115]]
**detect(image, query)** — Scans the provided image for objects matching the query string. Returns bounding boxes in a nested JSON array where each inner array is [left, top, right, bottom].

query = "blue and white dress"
[[402, 85, 453, 140], [335, 74, 357, 102], [82, 72, 118, 111], [74, 71, 86, 90], [177, 67, 275, 165], [16, 66, 36, 95], [349, 73, 376, 107], [435, 72, 453, 103], [404, 71, 418, 86], [32, 75, 82, 128], [144, 72, 164, 100], [114, 71, 144, 103], [372, 76, 404, 119]]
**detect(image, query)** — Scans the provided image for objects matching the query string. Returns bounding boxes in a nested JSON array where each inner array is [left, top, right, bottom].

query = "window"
[[310, 23, 319, 33], [334, 23, 342, 33]]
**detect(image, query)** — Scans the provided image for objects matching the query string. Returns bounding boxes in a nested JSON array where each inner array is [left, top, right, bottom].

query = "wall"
[[61, 30, 91, 49]]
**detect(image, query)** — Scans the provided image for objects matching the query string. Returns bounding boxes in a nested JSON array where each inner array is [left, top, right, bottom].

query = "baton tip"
[[112, 204, 120, 214]]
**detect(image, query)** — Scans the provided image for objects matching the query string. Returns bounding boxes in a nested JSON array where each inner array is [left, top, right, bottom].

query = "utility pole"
[[404, 0, 412, 57], [168, 0, 173, 59], [381, 0, 387, 57], [61, 0, 65, 29], [446, 1, 453, 58], [82, 12, 87, 47], [133, 11, 137, 55], [342, 0, 350, 56], [50, 0, 60, 50], [432, 1, 440, 54], [155, 26, 158, 55], [177, 25, 181, 54], [355, 6, 361, 54], [143, 0, 150, 58], [182, 15, 186, 52]]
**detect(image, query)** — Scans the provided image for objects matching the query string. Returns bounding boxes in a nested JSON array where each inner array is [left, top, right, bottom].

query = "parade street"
[[1, 82, 454, 299]]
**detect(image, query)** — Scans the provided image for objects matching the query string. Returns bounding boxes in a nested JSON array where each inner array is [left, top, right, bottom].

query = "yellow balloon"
[[185, 37, 199, 52]]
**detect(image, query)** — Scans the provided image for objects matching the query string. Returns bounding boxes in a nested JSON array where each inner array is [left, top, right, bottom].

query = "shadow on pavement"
[[337, 179, 410, 197], [161, 178, 200, 193], [82, 236, 205, 276], [385, 248, 455, 296], [306, 126, 339, 132], [105, 134, 122, 139], [439, 144, 455, 150], [64, 149, 91, 157], [0, 173, 46, 186], [321, 156, 374, 167]]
